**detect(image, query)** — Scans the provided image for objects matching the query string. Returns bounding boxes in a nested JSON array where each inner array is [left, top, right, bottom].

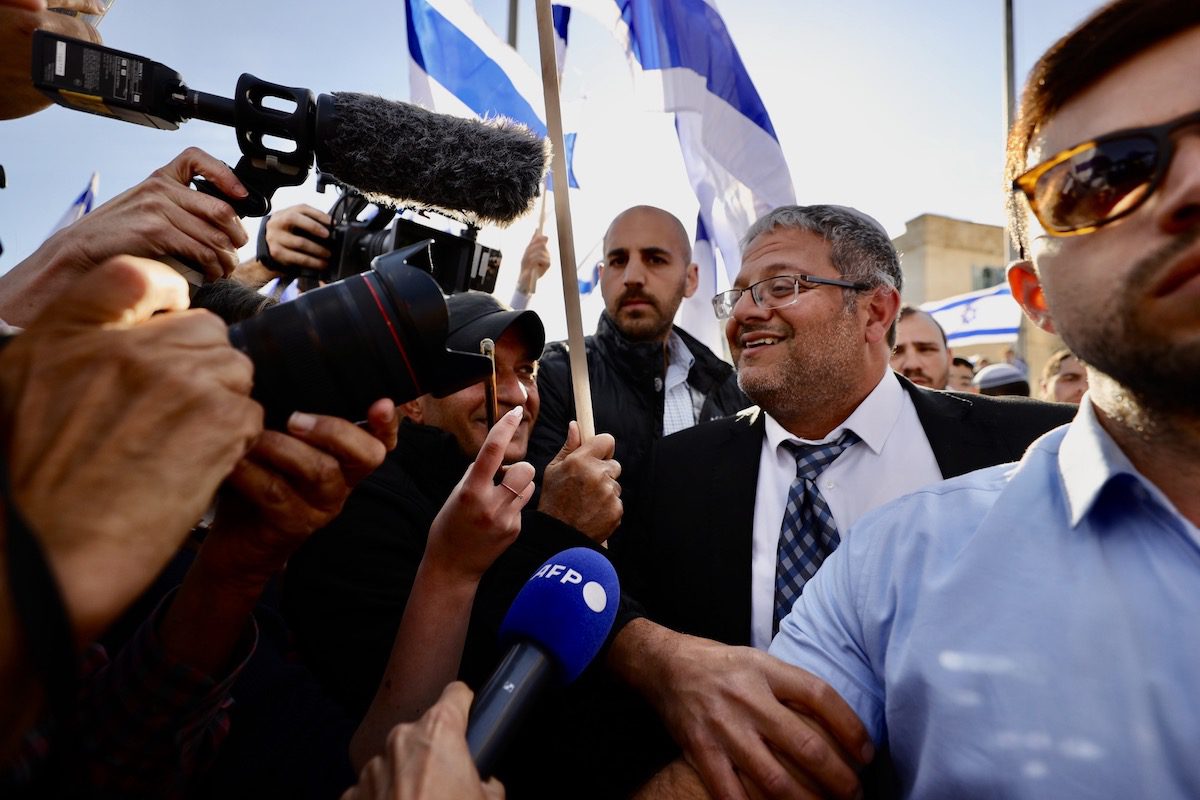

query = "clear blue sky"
[[0, 0, 1105, 322]]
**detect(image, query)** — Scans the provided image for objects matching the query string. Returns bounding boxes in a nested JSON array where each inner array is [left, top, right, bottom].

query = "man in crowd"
[[973, 362, 1031, 396], [949, 355, 977, 392], [610, 205, 1074, 799], [771, 1, 1200, 795], [528, 206, 746, 482], [284, 293, 621, 718], [1039, 347, 1088, 403], [890, 305, 952, 389]]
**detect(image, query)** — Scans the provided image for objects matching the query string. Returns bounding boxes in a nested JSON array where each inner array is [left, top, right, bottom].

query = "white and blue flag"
[[921, 283, 1023, 348], [48, 172, 98, 236], [405, 0, 578, 190], [556, 0, 795, 352], [553, 5, 572, 70]]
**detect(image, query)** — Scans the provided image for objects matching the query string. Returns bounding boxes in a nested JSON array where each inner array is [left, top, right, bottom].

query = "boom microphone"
[[466, 547, 619, 778], [30, 32, 548, 223], [313, 93, 547, 226]]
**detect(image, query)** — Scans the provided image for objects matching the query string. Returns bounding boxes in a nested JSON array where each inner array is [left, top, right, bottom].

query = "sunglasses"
[[1012, 107, 1200, 236]]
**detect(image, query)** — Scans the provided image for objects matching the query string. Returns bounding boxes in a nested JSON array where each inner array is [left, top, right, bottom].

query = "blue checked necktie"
[[773, 430, 861, 633]]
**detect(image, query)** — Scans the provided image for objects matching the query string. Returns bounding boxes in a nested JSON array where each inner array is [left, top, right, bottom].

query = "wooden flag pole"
[[534, 0, 595, 440]]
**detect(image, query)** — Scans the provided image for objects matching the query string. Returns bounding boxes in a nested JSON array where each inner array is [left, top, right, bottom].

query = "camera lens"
[[229, 241, 493, 428]]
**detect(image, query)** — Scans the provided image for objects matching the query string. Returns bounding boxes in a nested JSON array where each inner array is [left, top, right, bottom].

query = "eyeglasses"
[[711, 274, 871, 320], [1012, 107, 1200, 237]]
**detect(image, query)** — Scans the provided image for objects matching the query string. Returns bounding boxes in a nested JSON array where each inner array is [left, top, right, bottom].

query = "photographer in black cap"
[[283, 292, 623, 761]]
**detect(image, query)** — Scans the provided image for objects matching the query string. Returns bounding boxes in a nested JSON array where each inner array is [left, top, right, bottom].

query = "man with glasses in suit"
[[605, 204, 1072, 799]]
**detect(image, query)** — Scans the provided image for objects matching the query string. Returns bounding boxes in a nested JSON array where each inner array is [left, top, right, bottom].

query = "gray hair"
[[741, 205, 903, 294]]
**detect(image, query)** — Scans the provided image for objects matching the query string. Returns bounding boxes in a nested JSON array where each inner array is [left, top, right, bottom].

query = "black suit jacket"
[[613, 376, 1076, 647]]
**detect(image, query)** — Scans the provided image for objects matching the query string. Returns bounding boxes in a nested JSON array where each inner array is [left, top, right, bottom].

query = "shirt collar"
[[763, 367, 900, 455], [664, 330, 696, 387], [1057, 398, 1193, 532]]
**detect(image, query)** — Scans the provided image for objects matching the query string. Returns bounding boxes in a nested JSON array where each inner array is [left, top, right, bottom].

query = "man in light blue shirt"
[[771, 0, 1200, 796], [772, 400, 1199, 796]]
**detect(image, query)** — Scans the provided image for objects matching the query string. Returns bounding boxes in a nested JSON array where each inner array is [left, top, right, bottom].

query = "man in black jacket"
[[283, 293, 621, 722], [528, 206, 747, 485]]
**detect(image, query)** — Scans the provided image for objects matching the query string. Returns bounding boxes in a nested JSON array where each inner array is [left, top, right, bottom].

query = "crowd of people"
[[1, 0, 1198, 797]]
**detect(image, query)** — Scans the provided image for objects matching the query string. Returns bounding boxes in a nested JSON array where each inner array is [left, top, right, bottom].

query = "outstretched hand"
[[343, 682, 504, 800], [611, 622, 872, 800], [264, 203, 334, 272], [0, 148, 251, 327], [425, 405, 535, 583], [203, 401, 396, 589], [0, 256, 261, 645], [516, 233, 551, 295]]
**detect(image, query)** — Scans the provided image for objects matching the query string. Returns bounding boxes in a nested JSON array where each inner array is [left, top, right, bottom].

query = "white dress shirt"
[[662, 331, 704, 436], [749, 369, 943, 649]]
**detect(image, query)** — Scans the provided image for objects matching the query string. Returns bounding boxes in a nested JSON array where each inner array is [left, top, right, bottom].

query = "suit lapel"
[[703, 408, 765, 645], [901, 376, 999, 479]]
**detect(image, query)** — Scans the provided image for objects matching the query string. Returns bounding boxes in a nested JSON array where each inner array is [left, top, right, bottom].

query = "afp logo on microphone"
[[530, 560, 609, 613], [499, 547, 620, 684]]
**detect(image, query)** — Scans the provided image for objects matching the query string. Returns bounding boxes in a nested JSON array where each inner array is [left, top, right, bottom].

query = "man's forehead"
[[495, 324, 540, 362], [898, 314, 942, 344], [1029, 25, 1200, 163], [604, 207, 690, 255], [738, 227, 833, 281]]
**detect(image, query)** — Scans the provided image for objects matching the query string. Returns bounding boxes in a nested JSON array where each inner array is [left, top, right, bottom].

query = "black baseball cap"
[[445, 292, 545, 361]]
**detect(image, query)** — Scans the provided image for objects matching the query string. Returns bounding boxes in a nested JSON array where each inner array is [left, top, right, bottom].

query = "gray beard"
[[736, 306, 863, 423]]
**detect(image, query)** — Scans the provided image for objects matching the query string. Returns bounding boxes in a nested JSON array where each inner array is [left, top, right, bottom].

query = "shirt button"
[[825, 482, 835, 490], [654, 377, 663, 392]]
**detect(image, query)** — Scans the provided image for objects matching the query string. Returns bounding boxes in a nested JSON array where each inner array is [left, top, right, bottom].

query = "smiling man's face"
[[726, 227, 870, 423]]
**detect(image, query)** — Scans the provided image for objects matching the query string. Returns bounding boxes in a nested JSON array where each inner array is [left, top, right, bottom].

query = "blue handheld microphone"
[[466, 547, 619, 776]]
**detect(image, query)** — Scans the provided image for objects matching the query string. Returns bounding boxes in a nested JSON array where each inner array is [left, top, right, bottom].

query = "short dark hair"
[[951, 356, 974, 371], [898, 305, 947, 349], [191, 279, 277, 324], [1005, 0, 1200, 257]]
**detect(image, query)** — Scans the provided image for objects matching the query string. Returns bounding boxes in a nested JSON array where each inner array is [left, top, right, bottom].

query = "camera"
[[261, 178, 503, 296], [229, 242, 494, 429]]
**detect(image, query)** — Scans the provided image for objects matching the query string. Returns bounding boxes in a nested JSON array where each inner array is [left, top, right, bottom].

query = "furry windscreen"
[[315, 92, 551, 227]]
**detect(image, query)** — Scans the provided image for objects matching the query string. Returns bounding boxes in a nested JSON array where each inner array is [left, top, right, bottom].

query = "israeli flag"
[[47, 172, 99, 236], [577, 260, 600, 294], [921, 284, 1023, 348], [557, 0, 794, 353], [553, 5, 572, 70], [406, 0, 578, 189]]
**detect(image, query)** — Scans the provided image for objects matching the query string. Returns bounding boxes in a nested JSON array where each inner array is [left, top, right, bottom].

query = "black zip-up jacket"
[[528, 312, 748, 490]]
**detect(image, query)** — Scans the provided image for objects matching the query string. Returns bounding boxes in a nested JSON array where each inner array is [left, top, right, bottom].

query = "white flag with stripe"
[[920, 284, 1023, 348]]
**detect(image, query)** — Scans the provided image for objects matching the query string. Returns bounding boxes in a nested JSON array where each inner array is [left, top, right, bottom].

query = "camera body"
[[270, 181, 502, 295]]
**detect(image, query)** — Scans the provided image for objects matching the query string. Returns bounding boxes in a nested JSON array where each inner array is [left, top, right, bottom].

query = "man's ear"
[[1007, 260, 1055, 333], [863, 286, 901, 345], [682, 262, 700, 299], [398, 398, 424, 423]]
